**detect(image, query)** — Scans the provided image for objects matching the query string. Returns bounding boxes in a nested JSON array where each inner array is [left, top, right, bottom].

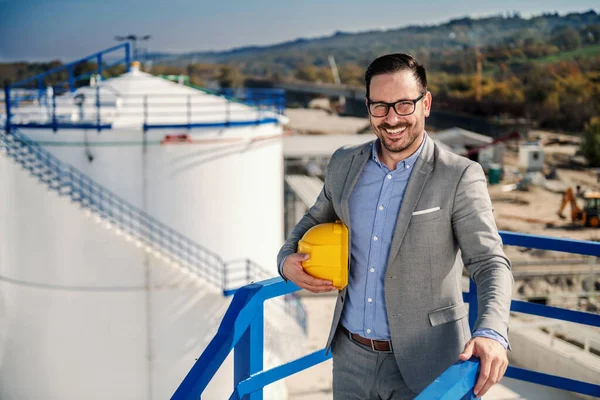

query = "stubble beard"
[[373, 120, 423, 154]]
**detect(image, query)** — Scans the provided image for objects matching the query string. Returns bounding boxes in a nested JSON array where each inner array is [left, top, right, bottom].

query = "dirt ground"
[[492, 130, 600, 241]]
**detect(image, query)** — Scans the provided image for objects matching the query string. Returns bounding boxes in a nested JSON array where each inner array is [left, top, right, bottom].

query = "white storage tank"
[[0, 64, 303, 399]]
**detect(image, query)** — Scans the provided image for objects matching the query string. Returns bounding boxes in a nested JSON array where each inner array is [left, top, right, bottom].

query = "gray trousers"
[[331, 328, 416, 400]]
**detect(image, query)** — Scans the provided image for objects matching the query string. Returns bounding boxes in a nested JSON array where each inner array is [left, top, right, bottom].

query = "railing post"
[[234, 305, 264, 400], [96, 85, 101, 132], [125, 43, 131, 72], [187, 95, 191, 129], [97, 54, 103, 81], [255, 98, 261, 124], [143, 95, 148, 132], [68, 65, 75, 93], [38, 77, 44, 99], [51, 86, 57, 133], [468, 279, 478, 330], [225, 98, 230, 127], [4, 83, 11, 134]]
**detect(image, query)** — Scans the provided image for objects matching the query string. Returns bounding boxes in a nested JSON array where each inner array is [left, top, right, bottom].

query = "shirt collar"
[[372, 132, 427, 170]]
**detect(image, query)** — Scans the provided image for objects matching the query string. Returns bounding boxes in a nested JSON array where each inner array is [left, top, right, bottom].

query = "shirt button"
[[406, 164, 411, 169], [366, 329, 372, 334], [370, 268, 375, 273], [373, 236, 378, 241], [378, 205, 384, 211], [368, 298, 372, 303], [387, 174, 392, 179]]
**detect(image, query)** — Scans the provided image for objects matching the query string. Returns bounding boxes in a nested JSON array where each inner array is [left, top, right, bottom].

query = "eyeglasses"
[[367, 93, 426, 117]]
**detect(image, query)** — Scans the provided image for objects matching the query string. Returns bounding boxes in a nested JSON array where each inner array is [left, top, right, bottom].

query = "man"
[[278, 54, 513, 399]]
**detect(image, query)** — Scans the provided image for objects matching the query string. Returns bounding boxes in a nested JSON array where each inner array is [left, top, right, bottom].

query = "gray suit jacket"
[[277, 137, 513, 393]]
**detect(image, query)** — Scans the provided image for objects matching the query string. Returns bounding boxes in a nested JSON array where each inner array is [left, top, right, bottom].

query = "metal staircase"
[[0, 128, 306, 331]]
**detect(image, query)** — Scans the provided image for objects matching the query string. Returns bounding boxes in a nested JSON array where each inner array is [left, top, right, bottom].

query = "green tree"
[[550, 27, 582, 51], [581, 24, 600, 44], [581, 117, 600, 167], [295, 64, 319, 82], [339, 63, 364, 86], [217, 65, 243, 88]]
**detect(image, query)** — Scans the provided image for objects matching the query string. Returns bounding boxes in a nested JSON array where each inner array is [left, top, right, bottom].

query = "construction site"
[[487, 131, 599, 311]]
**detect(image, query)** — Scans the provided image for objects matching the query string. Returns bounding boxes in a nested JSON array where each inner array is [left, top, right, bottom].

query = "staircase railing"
[[4, 44, 131, 134], [173, 232, 600, 400], [9, 43, 131, 95], [0, 127, 306, 331]]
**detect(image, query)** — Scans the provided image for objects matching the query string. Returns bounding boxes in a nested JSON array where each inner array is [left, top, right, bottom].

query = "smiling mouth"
[[383, 126, 407, 136]]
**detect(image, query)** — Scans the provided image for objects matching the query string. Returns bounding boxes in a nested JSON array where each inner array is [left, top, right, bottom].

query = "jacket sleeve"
[[452, 162, 513, 339], [276, 150, 339, 279]]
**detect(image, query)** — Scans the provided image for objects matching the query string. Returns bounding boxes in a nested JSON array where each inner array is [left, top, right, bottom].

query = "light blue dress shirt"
[[340, 136, 425, 339]]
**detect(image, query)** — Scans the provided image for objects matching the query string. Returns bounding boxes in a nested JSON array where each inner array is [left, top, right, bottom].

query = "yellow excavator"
[[557, 187, 600, 227]]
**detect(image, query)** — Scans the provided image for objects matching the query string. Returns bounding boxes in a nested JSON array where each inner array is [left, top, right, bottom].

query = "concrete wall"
[[509, 327, 600, 400]]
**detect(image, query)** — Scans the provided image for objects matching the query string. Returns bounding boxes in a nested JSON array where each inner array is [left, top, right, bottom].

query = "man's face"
[[367, 70, 431, 157]]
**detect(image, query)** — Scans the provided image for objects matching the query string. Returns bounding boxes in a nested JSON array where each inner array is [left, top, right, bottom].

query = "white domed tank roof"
[[69, 64, 288, 129]]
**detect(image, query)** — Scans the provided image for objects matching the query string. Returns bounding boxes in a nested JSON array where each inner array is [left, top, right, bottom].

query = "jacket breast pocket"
[[410, 207, 443, 223], [428, 303, 467, 327]]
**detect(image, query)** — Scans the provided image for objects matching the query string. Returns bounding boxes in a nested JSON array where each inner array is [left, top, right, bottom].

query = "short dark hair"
[[365, 53, 427, 99]]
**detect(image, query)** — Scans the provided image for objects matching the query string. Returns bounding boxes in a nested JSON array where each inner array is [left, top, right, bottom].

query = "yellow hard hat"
[[298, 220, 349, 290]]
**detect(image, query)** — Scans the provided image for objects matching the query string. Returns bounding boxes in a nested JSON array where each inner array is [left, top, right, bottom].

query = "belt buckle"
[[371, 339, 393, 353]]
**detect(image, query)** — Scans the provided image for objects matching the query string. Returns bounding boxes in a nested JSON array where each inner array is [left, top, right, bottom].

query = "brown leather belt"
[[340, 326, 393, 352]]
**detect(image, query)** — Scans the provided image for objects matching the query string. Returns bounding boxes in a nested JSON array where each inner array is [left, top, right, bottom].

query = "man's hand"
[[282, 253, 336, 293], [459, 336, 508, 398]]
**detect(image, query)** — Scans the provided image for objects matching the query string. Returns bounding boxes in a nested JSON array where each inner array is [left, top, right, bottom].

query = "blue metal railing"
[[173, 232, 600, 400], [3, 46, 287, 134], [4, 87, 286, 133], [4, 43, 131, 134], [10, 43, 131, 93], [0, 127, 306, 331], [157, 74, 287, 116], [140, 88, 286, 131]]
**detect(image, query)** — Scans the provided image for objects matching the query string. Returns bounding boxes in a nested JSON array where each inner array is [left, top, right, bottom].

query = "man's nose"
[[385, 106, 402, 125]]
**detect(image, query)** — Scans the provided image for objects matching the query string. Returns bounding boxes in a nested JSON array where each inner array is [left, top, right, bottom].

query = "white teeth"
[[385, 127, 407, 134]]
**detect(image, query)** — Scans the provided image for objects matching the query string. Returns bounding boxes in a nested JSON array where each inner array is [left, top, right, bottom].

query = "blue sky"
[[0, 0, 598, 62]]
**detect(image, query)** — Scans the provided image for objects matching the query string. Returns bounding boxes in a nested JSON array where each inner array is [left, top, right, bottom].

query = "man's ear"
[[424, 91, 432, 117]]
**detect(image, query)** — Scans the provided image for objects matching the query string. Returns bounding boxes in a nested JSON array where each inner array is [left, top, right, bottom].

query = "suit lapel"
[[387, 138, 435, 265], [339, 142, 372, 225]]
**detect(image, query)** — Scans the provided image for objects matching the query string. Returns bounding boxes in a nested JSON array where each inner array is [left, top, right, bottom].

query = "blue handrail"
[[141, 88, 286, 132], [5, 87, 286, 133], [4, 44, 131, 134], [10, 43, 131, 91], [4, 46, 287, 134], [0, 127, 306, 331], [420, 358, 600, 398], [173, 232, 600, 399], [172, 278, 320, 400], [416, 359, 479, 400]]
